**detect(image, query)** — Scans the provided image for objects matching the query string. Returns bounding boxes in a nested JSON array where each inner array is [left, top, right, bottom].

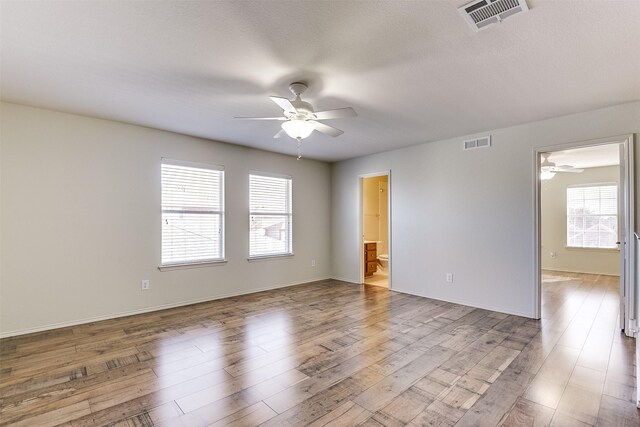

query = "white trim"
[[542, 267, 620, 277], [247, 254, 295, 262], [359, 177, 364, 284], [249, 170, 292, 180], [158, 259, 227, 271], [564, 246, 619, 252], [566, 182, 617, 189], [161, 157, 225, 171], [391, 288, 534, 319], [331, 276, 531, 319], [623, 137, 635, 332], [330, 276, 533, 317], [359, 170, 391, 179], [534, 150, 542, 319], [0, 276, 330, 338], [330, 276, 361, 284]]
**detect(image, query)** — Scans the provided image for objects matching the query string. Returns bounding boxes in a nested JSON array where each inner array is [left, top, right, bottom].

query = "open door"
[[618, 141, 635, 334]]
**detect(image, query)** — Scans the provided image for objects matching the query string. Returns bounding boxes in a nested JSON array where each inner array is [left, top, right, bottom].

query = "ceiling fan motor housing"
[[287, 83, 315, 118], [289, 82, 308, 97], [290, 100, 314, 116]]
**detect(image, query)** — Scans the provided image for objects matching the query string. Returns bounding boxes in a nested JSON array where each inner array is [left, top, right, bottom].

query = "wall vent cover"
[[463, 135, 491, 151], [458, 0, 529, 31]]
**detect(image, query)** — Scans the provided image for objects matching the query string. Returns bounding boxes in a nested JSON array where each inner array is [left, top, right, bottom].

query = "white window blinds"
[[567, 184, 617, 249], [161, 159, 224, 266], [249, 173, 292, 258]]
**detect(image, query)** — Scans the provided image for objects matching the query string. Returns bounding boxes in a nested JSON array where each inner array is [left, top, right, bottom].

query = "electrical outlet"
[[446, 273, 453, 283], [311, 259, 316, 267], [141, 280, 150, 290]]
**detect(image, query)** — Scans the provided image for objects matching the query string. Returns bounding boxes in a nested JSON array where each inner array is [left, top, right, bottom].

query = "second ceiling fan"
[[541, 153, 584, 180]]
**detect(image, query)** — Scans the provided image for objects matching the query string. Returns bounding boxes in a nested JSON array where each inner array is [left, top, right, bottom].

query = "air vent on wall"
[[463, 135, 491, 151], [458, 0, 529, 31]]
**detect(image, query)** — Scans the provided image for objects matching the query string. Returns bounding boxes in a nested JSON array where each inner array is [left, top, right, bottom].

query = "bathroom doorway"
[[360, 172, 391, 288]]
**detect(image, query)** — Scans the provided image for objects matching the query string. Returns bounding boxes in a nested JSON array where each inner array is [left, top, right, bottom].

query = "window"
[[249, 173, 292, 258], [567, 184, 617, 249], [161, 159, 224, 266]]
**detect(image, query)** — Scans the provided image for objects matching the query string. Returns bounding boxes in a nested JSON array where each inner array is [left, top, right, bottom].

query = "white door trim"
[[533, 134, 635, 336]]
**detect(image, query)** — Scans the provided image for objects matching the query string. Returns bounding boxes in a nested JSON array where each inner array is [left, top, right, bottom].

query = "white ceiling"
[[547, 144, 620, 169], [2, 1, 639, 162]]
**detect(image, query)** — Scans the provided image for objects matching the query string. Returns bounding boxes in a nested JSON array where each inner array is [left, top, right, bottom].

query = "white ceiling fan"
[[235, 82, 357, 159], [540, 153, 584, 180]]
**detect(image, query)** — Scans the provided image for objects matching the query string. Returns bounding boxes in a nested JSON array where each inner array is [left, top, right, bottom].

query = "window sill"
[[565, 246, 619, 252], [247, 253, 294, 262], [158, 260, 227, 271]]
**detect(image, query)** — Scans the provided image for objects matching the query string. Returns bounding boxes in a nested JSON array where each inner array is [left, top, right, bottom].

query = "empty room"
[[1, 1, 639, 426]]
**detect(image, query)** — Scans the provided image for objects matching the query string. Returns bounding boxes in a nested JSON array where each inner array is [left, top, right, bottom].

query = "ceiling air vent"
[[463, 135, 491, 151], [458, 0, 529, 31]]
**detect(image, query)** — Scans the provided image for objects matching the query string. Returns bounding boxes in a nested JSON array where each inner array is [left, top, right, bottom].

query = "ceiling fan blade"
[[555, 168, 584, 173], [313, 107, 357, 120], [269, 96, 297, 114], [554, 165, 581, 171], [273, 129, 286, 139], [234, 116, 286, 120], [311, 121, 344, 137]]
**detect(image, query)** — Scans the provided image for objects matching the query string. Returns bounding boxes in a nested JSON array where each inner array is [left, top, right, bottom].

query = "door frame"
[[533, 134, 635, 336], [359, 170, 392, 288]]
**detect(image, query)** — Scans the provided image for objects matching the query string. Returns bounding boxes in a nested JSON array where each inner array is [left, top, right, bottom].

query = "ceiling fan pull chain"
[[297, 138, 302, 160]]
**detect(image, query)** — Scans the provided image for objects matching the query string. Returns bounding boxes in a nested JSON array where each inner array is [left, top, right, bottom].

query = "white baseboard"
[[329, 276, 360, 284], [541, 267, 620, 277], [331, 276, 532, 318], [390, 288, 535, 319], [0, 276, 330, 339], [637, 340, 640, 408]]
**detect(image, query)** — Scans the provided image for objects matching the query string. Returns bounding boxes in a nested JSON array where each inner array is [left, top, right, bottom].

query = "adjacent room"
[[540, 144, 623, 329], [1, 1, 640, 426]]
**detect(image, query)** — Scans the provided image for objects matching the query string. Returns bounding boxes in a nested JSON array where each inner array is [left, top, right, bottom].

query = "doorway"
[[534, 135, 635, 336], [360, 172, 391, 288]]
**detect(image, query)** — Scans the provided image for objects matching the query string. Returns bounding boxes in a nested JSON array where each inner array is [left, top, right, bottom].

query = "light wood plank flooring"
[[363, 271, 388, 288], [0, 271, 637, 426]]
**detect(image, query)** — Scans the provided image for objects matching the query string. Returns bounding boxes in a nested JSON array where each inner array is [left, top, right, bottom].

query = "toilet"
[[377, 253, 388, 270]]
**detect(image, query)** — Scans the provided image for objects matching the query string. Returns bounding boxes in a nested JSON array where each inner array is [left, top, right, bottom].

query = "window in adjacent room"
[[161, 159, 224, 266], [567, 184, 617, 249], [249, 173, 292, 258]]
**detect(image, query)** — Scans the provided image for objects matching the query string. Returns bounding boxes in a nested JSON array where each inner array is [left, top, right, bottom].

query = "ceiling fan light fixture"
[[540, 170, 556, 180], [281, 119, 314, 140]]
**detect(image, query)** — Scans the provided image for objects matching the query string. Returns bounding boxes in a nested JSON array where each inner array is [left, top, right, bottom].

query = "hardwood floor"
[[0, 271, 637, 426]]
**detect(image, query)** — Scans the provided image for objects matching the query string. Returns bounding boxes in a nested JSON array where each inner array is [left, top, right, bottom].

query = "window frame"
[[566, 182, 618, 250], [159, 158, 226, 269], [248, 171, 293, 260]]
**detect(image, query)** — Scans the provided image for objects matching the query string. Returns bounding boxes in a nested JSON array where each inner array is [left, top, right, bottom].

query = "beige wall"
[[332, 101, 640, 318], [541, 166, 620, 276], [2, 101, 639, 335], [0, 103, 332, 336], [362, 175, 389, 255], [379, 180, 389, 256], [362, 177, 379, 241]]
